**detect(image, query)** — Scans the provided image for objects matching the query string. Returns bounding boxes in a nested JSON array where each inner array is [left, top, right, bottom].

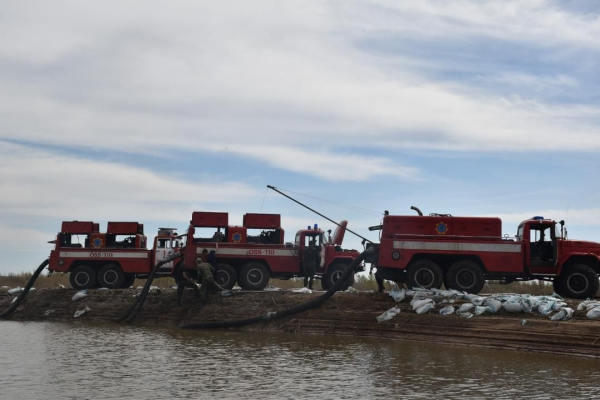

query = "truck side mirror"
[[559, 220, 565, 239]]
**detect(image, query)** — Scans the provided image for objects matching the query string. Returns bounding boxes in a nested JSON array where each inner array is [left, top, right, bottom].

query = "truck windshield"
[[517, 225, 524, 240]]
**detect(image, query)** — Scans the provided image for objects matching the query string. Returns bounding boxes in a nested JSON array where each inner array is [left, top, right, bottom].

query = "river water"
[[1, 321, 599, 399]]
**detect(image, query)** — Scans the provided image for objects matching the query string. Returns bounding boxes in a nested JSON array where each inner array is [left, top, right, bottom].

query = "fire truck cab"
[[185, 211, 362, 290], [370, 212, 600, 299]]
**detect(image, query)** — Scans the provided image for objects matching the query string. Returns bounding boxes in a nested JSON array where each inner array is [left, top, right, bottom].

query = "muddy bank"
[[2, 288, 600, 358]]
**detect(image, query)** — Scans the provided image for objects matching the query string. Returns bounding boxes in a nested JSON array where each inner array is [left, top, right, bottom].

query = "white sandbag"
[[72, 290, 88, 302], [376, 307, 401, 323]]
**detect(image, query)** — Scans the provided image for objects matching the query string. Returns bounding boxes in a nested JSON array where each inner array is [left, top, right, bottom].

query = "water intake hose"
[[179, 248, 373, 330], [0, 259, 49, 319], [119, 252, 182, 323]]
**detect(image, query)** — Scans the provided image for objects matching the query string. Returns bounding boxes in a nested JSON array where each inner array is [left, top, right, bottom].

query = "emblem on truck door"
[[232, 232, 242, 243], [435, 222, 448, 235], [92, 238, 104, 248]]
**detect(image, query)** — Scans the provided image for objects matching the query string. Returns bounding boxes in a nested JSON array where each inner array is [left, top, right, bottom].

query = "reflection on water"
[[1, 321, 599, 399]]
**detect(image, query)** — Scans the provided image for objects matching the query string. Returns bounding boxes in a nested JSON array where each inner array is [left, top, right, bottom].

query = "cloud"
[[0, 0, 599, 174], [0, 142, 258, 222], [204, 144, 418, 181]]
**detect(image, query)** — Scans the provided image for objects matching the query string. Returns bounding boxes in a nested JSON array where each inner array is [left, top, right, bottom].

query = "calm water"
[[1, 321, 599, 399]]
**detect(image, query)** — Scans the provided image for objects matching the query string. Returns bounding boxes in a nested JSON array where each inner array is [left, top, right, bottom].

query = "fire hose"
[[118, 251, 183, 324], [0, 259, 49, 319], [178, 248, 372, 329]]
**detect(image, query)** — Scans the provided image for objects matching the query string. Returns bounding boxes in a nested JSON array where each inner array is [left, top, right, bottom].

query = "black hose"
[[0, 259, 49, 319], [179, 248, 372, 329], [119, 252, 182, 323]]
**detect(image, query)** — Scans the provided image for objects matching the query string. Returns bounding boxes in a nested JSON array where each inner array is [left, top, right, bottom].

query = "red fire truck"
[[184, 211, 362, 290], [369, 210, 600, 298], [48, 221, 183, 290]]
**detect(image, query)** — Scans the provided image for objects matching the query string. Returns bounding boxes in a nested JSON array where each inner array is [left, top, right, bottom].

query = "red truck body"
[[185, 211, 362, 290], [48, 221, 182, 290], [48, 213, 362, 291], [371, 213, 600, 298]]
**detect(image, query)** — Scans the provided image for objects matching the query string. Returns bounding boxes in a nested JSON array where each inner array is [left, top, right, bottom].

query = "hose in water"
[[0, 259, 49, 319], [119, 252, 183, 323], [179, 248, 372, 330]]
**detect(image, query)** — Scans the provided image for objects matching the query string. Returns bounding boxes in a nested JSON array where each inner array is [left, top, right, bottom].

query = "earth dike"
[[1, 287, 600, 358]]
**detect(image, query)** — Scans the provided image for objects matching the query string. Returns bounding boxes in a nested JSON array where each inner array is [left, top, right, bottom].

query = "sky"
[[1, 0, 600, 274]]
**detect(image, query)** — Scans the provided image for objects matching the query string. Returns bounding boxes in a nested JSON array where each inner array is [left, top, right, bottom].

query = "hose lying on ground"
[[178, 248, 372, 330], [0, 259, 49, 319], [118, 252, 183, 324]]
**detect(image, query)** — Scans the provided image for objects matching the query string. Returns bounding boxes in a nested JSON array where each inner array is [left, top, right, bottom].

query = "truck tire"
[[215, 263, 237, 290], [98, 264, 125, 289], [447, 260, 485, 294], [69, 265, 97, 290], [239, 262, 270, 290], [552, 278, 562, 296], [123, 274, 136, 288], [557, 264, 599, 299], [406, 259, 443, 290], [322, 263, 354, 291]]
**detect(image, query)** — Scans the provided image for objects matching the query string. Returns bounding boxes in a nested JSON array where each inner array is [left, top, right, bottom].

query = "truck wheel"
[[98, 264, 125, 289], [239, 262, 270, 290], [215, 263, 237, 290], [406, 259, 443, 290], [447, 260, 485, 294], [552, 278, 563, 296], [123, 274, 136, 288], [69, 265, 97, 290], [557, 264, 599, 299], [322, 263, 354, 291]]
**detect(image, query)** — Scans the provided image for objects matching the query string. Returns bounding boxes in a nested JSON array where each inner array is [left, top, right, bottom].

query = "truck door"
[[527, 223, 558, 275], [154, 238, 174, 274], [298, 232, 324, 274]]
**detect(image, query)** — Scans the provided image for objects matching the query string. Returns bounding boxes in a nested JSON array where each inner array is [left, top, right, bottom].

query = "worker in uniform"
[[173, 254, 200, 306], [207, 243, 219, 286], [196, 256, 225, 303], [370, 265, 385, 293], [302, 241, 319, 290]]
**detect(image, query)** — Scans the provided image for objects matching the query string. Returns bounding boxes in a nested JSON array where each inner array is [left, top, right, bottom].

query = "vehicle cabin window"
[[304, 234, 322, 247], [516, 225, 524, 240], [295, 233, 300, 246], [529, 225, 553, 242], [157, 239, 170, 249]]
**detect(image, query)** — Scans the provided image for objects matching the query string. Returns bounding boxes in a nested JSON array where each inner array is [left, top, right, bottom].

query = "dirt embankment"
[[2, 288, 600, 358]]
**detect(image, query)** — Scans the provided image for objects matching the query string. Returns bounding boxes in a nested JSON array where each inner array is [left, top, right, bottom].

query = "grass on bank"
[[0, 271, 554, 295]]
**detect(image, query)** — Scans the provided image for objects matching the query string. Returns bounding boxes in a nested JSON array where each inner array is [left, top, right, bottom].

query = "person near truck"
[[302, 241, 319, 290], [196, 256, 225, 303], [172, 253, 200, 306], [207, 243, 219, 281]]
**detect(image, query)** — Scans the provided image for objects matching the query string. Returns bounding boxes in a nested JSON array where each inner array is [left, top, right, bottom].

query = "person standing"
[[173, 254, 200, 306], [302, 242, 319, 290], [207, 243, 219, 282], [196, 256, 225, 303]]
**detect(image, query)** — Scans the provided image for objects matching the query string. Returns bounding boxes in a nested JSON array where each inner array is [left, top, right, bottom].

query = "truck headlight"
[[392, 251, 400, 260]]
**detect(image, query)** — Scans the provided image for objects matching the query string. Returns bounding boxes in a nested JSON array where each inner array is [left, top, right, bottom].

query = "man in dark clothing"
[[208, 250, 218, 274], [173, 256, 200, 306], [196, 257, 225, 303], [302, 242, 319, 290], [371, 265, 385, 293]]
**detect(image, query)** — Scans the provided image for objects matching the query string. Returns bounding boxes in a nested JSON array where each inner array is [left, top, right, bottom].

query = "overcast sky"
[[2, 0, 600, 274]]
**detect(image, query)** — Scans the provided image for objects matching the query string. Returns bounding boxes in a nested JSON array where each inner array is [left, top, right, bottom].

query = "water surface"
[[1, 321, 598, 399]]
